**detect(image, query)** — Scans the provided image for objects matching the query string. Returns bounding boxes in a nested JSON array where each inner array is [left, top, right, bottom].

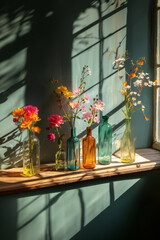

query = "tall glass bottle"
[[67, 128, 80, 170], [98, 116, 112, 164], [23, 130, 40, 177], [82, 126, 96, 169], [120, 118, 135, 163]]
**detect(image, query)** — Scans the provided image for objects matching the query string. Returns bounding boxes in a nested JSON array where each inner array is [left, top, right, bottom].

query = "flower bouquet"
[[113, 56, 157, 163], [12, 105, 41, 176]]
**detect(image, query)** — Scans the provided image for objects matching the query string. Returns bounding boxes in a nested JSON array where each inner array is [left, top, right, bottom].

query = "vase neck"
[[87, 127, 92, 136], [71, 128, 76, 137], [125, 118, 131, 131], [102, 116, 108, 124], [27, 129, 35, 136]]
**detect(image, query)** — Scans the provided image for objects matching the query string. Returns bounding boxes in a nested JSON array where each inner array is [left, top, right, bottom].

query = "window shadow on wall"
[[0, 0, 128, 168]]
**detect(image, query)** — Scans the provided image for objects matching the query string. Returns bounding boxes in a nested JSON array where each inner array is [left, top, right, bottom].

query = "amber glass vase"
[[82, 126, 96, 169]]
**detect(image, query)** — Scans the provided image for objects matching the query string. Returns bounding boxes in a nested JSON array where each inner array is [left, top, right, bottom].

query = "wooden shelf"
[[0, 148, 160, 196]]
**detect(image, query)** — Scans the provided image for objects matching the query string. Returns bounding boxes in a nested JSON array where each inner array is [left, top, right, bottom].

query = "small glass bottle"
[[67, 128, 80, 170], [82, 126, 96, 169], [55, 149, 66, 171], [98, 116, 112, 164], [23, 130, 40, 177], [121, 117, 135, 163]]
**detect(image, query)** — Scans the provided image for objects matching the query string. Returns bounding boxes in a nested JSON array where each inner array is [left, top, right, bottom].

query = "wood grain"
[[0, 148, 160, 196]]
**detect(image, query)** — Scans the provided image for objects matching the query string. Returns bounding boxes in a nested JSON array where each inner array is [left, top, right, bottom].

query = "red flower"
[[47, 133, 56, 140], [47, 114, 64, 128]]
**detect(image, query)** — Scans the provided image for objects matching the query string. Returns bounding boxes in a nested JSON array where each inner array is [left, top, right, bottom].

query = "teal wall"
[[1, 171, 160, 240], [0, 0, 158, 240], [0, 0, 155, 168]]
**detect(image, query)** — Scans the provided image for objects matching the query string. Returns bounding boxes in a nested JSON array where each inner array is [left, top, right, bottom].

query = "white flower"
[[119, 64, 124, 68], [126, 85, 131, 89], [138, 101, 141, 104], [132, 97, 136, 101], [142, 105, 145, 109], [137, 93, 140, 96], [130, 92, 133, 95], [133, 102, 137, 106], [134, 92, 137, 95], [144, 82, 148, 86]]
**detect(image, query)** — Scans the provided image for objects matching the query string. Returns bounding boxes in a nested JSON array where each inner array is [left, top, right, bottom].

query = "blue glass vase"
[[67, 128, 80, 170], [98, 116, 112, 164]]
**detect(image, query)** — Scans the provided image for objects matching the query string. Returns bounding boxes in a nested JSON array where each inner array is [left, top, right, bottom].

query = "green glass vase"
[[120, 118, 135, 163], [67, 128, 80, 170], [98, 116, 112, 164]]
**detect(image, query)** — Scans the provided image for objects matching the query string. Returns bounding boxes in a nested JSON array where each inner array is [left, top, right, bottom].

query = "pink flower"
[[82, 112, 93, 120], [48, 114, 64, 128], [47, 133, 56, 140], [80, 104, 86, 112], [73, 88, 81, 95], [24, 105, 39, 116], [89, 106, 97, 112], [69, 102, 79, 109], [94, 100, 105, 111], [84, 94, 90, 103], [93, 117, 100, 124], [88, 68, 91, 75]]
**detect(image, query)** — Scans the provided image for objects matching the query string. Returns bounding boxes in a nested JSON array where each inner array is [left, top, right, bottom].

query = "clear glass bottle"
[[98, 116, 112, 164], [23, 130, 40, 177], [120, 118, 135, 163], [55, 149, 66, 171], [67, 128, 80, 170], [82, 126, 96, 169]]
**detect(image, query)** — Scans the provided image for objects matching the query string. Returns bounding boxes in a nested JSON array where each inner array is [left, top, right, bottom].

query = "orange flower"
[[32, 126, 41, 133], [137, 61, 143, 65], [129, 73, 136, 79], [134, 67, 138, 73], [12, 108, 24, 120], [154, 80, 158, 85], [20, 120, 32, 130], [144, 116, 149, 121], [24, 113, 41, 122], [123, 82, 127, 87]]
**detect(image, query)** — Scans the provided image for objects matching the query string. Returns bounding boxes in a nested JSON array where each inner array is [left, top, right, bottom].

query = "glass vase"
[[23, 130, 40, 177], [55, 149, 66, 171], [82, 126, 96, 169], [67, 128, 80, 170], [120, 118, 135, 163], [98, 116, 112, 164]]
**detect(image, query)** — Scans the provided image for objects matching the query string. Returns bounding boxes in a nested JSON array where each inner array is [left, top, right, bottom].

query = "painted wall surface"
[[0, 0, 157, 240], [0, 171, 160, 240]]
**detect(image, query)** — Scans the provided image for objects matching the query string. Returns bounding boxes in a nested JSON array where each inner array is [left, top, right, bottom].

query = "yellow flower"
[[63, 91, 74, 99], [56, 86, 68, 95]]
